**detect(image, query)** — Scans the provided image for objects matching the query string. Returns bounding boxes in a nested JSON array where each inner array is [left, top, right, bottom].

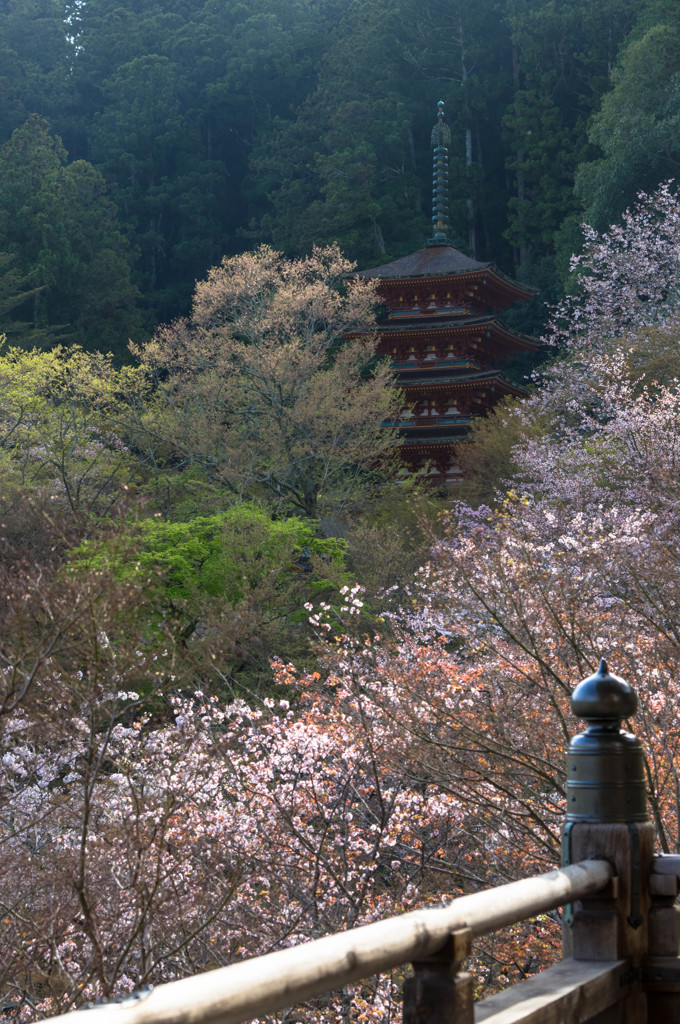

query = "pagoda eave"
[[354, 245, 491, 282], [375, 268, 536, 308], [401, 436, 461, 444], [376, 318, 538, 352], [399, 437, 466, 451], [397, 376, 528, 399]]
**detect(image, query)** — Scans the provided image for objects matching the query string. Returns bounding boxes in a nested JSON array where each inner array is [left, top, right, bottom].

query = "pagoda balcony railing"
[[384, 416, 473, 428], [388, 306, 469, 318], [392, 358, 471, 369], [41, 663, 680, 1024]]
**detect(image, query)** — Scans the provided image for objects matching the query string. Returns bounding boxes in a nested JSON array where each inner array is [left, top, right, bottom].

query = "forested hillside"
[[0, 0, 677, 347]]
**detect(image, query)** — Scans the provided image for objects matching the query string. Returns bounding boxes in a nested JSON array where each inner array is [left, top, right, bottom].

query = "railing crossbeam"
[[475, 958, 628, 1024]]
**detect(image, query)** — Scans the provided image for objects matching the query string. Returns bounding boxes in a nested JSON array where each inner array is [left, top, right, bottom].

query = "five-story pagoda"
[[357, 101, 539, 485]]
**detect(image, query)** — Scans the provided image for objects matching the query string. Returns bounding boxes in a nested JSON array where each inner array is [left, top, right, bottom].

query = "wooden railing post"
[[643, 855, 680, 1020], [562, 660, 655, 1023], [402, 930, 473, 1024], [648, 855, 680, 958]]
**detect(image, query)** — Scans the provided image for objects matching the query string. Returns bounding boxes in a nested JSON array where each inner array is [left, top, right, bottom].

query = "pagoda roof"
[[359, 244, 490, 280], [396, 369, 528, 398], [356, 243, 537, 302], [376, 314, 539, 351]]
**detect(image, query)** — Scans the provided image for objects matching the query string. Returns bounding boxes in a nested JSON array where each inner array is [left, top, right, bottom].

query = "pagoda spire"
[[429, 100, 451, 246]]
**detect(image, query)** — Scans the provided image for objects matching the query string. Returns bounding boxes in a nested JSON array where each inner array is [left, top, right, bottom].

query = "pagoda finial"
[[429, 100, 451, 246]]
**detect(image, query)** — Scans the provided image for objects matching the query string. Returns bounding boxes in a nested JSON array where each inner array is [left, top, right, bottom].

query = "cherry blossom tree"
[[546, 180, 680, 351], [0, 655, 468, 1020]]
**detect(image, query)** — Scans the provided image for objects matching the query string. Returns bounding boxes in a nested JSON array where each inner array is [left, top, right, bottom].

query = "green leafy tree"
[[0, 252, 60, 346], [0, 115, 141, 351], [68, 0, 342, 323], [0, 344, 146, 521], [575, 18, 680, 231], [253, 0, 430, 263], [503, 0, 641, 270], [115, 507, 345, 605], [75, 504, 350, 690], [87, 51, 225, 317], [0, 0, 77, 143]]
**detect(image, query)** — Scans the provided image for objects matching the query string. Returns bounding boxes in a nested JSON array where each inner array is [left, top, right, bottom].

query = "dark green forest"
[[1, 0, 677, 351]]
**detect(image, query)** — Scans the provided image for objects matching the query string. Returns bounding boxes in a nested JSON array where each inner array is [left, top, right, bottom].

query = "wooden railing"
[[44, 662, 680, 1024], [45, 861, 609, 1024]]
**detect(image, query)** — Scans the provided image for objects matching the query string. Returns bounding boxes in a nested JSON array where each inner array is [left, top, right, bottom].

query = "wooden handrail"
[[48, 860, 612, 1024]]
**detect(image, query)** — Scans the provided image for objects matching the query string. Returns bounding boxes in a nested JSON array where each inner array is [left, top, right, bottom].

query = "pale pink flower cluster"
[[1, 680, 466, 1021]]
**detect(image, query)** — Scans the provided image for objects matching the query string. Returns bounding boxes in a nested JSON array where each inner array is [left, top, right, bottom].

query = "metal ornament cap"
[[566, 659, 648, 824], [572, 658, 637, 730]]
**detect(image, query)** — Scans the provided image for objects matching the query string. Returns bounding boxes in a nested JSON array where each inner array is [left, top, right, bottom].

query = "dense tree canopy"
[[575, 16, 680, 230], [136, 244, 400, 518], [0, 116, 141, 350], [0, 0, 670, 341]]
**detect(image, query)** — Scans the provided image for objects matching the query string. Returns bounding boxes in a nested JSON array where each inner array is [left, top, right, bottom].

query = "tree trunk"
[[459, 21, 476, 258], [512, 42, 528, 271]]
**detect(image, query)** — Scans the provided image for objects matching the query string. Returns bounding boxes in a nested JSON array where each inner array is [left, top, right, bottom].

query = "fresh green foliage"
[[72, 504, 350, 691], [100, 506, 347, 607], [0, 343, 145, 518]]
